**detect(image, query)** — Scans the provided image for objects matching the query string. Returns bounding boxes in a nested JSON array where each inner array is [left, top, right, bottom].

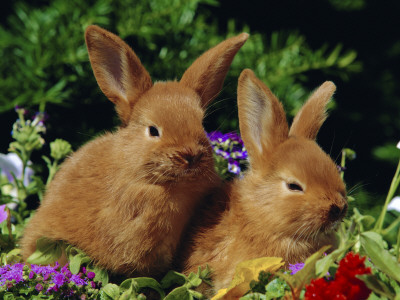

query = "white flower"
[[0, 153, 34, 205], [397, 141, 400, 149], [0, 153, 33, 186], [387, 196, 400, 212]]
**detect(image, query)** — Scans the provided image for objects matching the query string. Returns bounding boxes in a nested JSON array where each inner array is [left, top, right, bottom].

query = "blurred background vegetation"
[[0, 0, 399, 216]]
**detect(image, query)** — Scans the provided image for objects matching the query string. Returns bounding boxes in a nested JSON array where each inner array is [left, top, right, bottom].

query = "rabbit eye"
[[148, 126, 160, 137], [287, 182, 303, 192]]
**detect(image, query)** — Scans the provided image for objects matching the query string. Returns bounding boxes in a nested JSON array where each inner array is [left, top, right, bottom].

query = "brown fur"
[[182, 69, 348, 294], [20, 25, 248, 277]]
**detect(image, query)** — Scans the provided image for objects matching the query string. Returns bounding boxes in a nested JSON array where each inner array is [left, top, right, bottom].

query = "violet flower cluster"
[[288, 262, 305, 275], [207, 131, 248, 176], [0, 262, 99, 298]]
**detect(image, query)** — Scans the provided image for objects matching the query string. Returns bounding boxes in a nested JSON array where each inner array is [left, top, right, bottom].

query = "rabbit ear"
[[289, 81, 336, 140], [180, 33, 249, 108], [238, 69, 288, 166], [85, 25, 153, 125]]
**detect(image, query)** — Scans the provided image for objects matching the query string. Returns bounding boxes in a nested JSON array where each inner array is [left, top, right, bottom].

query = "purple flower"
[[231, 150, 248, 160], [35, 283, 44, 292], [223, 132, 242, 143], [47, 285, 59, 293], [215, 148, 230, 159], [0, 263, 24, 286], [64, 269, 72, 278], [207, 131, 224, 142], [289, 262, 305, 275], [52, 272, 66, 287], [0, 205, 7, 224], [71, 274, 87, 286], [87, 272, 95, 280], [29, 271, 35, 279], [228, 159, 241, 175]]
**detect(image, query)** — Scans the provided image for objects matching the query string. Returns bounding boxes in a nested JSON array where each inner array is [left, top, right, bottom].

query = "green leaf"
[[165, 286, 193, 300], [240, 293, 267, 299], [161, 270, 187, 289], [199, 265, 212, 280], [69, 253, 91, 274], [102, 283, 121, 299], [357, 274, 396, 299], [26, 237, 63, 265], [187, 272, 202, 288], [65, 245, 92, 274], [3, 248, 22, 265], [119, 283, 136, 300], [119, 278, 136, 290], [277, 245, 330, 297], [188, 289, 206, 299], [315, 240, 355, 277], [98, 290, 113, 300], [91, 266, 109, 285], [360, 231, 400, 282], [4, 292, 15, 300], [264, 278, 287, 298], [133, 277, 166, 298]]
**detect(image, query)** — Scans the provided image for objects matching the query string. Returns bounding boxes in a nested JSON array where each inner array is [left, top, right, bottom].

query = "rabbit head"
[[85, 25, 249, 185], [237, 69, 347, 261], [86, 25, 248, 183]]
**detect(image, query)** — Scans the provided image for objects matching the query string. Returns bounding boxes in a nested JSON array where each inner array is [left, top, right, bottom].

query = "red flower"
[[305, 252, 372, 300]]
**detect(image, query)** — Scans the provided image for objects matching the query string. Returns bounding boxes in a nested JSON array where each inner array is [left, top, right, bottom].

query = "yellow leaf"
[[212, 257, 284, 300], [211, 288, 229, 299]]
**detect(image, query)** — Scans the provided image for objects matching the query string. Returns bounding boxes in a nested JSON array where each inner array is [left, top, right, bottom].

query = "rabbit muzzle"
[[143, 147, 211, 183], [321, 201, 348, 233]]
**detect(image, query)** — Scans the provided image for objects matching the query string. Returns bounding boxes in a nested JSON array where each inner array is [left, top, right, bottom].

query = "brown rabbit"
[[20, 25, 248, 277], [182, 69, 348, 294]]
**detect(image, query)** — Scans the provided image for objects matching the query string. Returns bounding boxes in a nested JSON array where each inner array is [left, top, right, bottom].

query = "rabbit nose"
[[181, 152, 203, 167], [328, 203, 348, 222]]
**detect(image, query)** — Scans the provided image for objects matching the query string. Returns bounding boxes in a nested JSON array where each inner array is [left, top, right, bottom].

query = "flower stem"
[[374, 158, 400, 233], [396, 227, 400, 262], [46, 160, 59, 187], [382, 215, 400, 236], [340, 149, 346, 180]]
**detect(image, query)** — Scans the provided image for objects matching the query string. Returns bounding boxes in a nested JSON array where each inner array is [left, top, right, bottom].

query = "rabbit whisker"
[[347, 182, 369, 196], [286, 223, 308, 261]]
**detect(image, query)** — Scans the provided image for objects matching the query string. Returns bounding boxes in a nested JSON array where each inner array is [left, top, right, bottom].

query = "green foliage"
[[0, 0, 111, 112], [26, 237, 64, 265], [66, 245, 109, 284], [98, 267, 211, 299], [374, 143, 400, 165], [232, 26, 360, 117], [0, 0, 360, 136], [0, 109, 72, 227], [328, 0, 366, 11]]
